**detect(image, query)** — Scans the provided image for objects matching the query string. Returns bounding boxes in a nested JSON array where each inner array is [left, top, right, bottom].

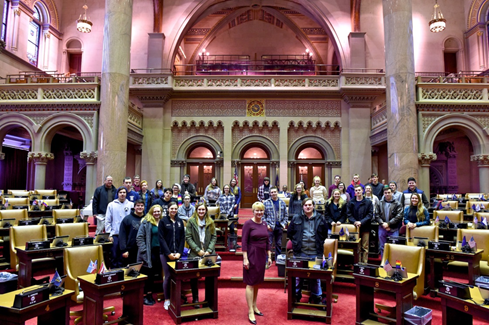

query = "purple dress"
[[242, 219, 269, 286]]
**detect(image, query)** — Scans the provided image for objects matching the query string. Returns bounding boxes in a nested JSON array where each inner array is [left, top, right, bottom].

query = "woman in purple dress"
[[242, 201, 271, 324]]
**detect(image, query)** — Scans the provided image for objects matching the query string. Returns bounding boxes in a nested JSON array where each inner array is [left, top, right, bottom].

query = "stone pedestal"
[[97, 0, 133, 186], [383, 0, 418, 190], [80, 151, 97, 205], [418, 153, 437, 199], [471, 155, 489, 193], [28, 152, 54, 189]]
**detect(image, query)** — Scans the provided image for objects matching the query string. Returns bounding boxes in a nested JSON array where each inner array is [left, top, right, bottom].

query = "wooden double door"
[[241, 164, 269, 208], [187, 163, 214, 195]]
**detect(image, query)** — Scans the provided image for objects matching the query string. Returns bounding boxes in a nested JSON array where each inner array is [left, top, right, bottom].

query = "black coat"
[[324, 201, 347, 226], [158, 215, 185, 257], [346, 198, 373, 233], [92, 184, 117, 215], [119, 211, 143, 253], [180, 182, 196, 199], [287, 211, 328, 258]]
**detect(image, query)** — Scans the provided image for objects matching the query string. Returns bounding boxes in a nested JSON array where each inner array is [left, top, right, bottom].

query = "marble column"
[[223, 123, 233, 182], [80, 151, 98, 205], [418, 153, 437, 199], [97, 0, 133, 186], [28, 152, 54, 189], [0, 1, 4, 40], [279, 123, 288, 188], [471, 155, 489, 193], [383, 0, 418, 190]]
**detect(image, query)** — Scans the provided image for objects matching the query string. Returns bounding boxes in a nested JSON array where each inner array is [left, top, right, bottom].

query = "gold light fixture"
[[77, 4, 92, 33], [429, 0, 446, 33]]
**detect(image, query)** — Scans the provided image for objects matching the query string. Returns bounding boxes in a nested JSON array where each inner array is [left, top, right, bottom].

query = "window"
[[26, 6, 42, 65], [1, 0, 8, 42]]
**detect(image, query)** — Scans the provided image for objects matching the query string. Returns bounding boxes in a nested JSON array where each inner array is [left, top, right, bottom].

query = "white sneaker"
[[164, 300, 170, 310]]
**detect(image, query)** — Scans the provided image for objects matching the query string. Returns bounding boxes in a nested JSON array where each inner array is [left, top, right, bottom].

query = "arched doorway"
[[295, 146, 325, 189], [240, 145, 270, 208], [0, 126, 32, 190], [186, 145, 216, 194]]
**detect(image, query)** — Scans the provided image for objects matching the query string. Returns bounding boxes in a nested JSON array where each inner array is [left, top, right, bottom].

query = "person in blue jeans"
[[287, 198, 328, 304]]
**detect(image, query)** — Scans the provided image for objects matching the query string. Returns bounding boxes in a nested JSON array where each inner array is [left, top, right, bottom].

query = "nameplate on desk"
[[328, 234, 340, 240], [287, 259, 309, 268], [72, 236, 94, 246], [387, 236, 407, 245], [95, 270, 124, 284], [439, 280, 471, 299], [57, 218, 74, 224], [354, 263, 379, 277], [428, 240, 451, 251], [456, 223, 468, 229], [18, 218, 40, 226], [175, 258, 199, 270], [26, 240, 50, 250], [13, 285, 49, 308]]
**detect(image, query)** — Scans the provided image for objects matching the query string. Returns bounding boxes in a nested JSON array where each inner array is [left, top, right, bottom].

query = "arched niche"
[[288, 136, 336, 161], [175, 135, 223, 160], [231, 135, 279, 161], [0, 114, 36, 150]]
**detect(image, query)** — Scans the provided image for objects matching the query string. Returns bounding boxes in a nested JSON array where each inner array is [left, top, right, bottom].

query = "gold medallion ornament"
[[247, 100, 265, 117]]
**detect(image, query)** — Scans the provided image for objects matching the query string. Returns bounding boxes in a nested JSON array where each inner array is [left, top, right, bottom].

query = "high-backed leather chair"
[[40, 199, 60, 211], [331, 224, 359, 261], [5, 198, 29, 209], [282, 197, 290, 207], [53, 209, 80, 223], [0, 209, 28, 226], [436, 194, 461, 200], [381, 244, 426, 299], [9, 225, 48, 270], [475, 212, 489, 224], [465, 193, 487, 201], [406, 225, 439, 242], [35, 189, 57, 199], [449, 229, 489, 275], [207, 206, 220, 219], [441, 201, 458, 210], [323, 239, 338, 279], [64, 246, 115, 324], [434, 210, 463, 224], [466, 201, 489, 215], [8, 190, 30, 198], [55, 223, 89, 242]]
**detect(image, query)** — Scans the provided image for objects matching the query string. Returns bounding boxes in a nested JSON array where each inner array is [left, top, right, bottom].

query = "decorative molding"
[[172, 122, 224, 159], [127, 128, 144, 145], [266, 100, 341, 117], [345, 76, 383, 86], [132, 76, 169, 85], [174, 78, 205, 87], [421, 114, 439, 132], [288, 124, 341, 159], [128, 103, 143, 129], [170, 160, 186, 167], [172, 100, 246, 117], [420, 88, 484, 101], [417, 104, 489, 111], [187, 28, 211, 36], [232, 121, 279, 150], [274, 79, 306, 87], [242, 78, 272, 87], [207, 79, 239, 87], [0, 103, 100, 111], [371, 107, 387, 129], [470, 154, 489, 166], [79, 151, 97, 164], [418, 153, 438, 166], [467, 0, 485, 29], [309, 78, 339, 87], [43, 88, 96, 100], [301, 28, 327, 35], [0, 89, 37, 100], [28, 152, 54, 164], [370, 129, 387, 146], [342, 95, 378, 105], [325, 161, 342, 167]]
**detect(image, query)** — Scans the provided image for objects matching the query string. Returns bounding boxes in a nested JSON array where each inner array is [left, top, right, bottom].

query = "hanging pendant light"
[[429, 0, 446, 33], [77, 4, 93, 33]]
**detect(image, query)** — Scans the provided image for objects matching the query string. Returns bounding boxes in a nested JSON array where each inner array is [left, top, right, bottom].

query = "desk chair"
[[475, 212, 489, 225], [55, 223, 89, 242], [376, 244, 426, 317], [441, 201, 459, 210], [53, 209, 80, 223], [433, 210, 463, 224], [64, 246, 115, 324], [324, 239, 338, 279], [331, 224, 359, 264], [0, 209, 28, 226], [449, 229, 489, 275], [8, 190, 30, 198], [5, 198, 29, 210], [40, 199, 60, 211], [35, 189, 57, 199], [465, 193, 487, 201], [466, 201, 489, 215], [283, 197, 290, 207], [207, 206, 220, 219], [9, 225, 49, 270], [436, 194, 462, 200], [406, 225, 439, 243]]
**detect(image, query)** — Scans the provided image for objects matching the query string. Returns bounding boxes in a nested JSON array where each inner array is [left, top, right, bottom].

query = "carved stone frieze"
[[128, 103, 143, 129], [301, 28, 326, 35], [420, 88, 483, 101], [266, 100, 341, 117], [171, 122, 224, 158], [470, 154, 489, 167], [174, 78, 204, 87], [418, 153, 438, 166], [28, 152, 54, 164], [471, 115, 489, 129], [325, 161, 342, 167], [342, 95, 378, 105], [79, 151, 98, 164], [242, 79, 272, 87], [187, 28, 211, 36], [0, 103, 100, 111], [421, 114, 438, 132], [371, 108, 387, 129], [207, 79, 239, 87], [308, 78, 339, 88], [0, 89, 38, 100], [172, 100, 246, 117], [345, 76, 383, 86], [274, 79, 306, 87], [132, 76, 169, 85], [43, 88, 96, 100]]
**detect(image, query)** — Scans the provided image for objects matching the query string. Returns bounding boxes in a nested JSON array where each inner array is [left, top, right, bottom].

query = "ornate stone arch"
[[232, 135, 279, 161], [175, 135, 223, 160], [0, 113, 37, 150], [468, 0, 489, 29], [288, 136, 337, 161], [421, 114, 488, 155], [37, 113, 96, 152], [29, 0, 59, 29]]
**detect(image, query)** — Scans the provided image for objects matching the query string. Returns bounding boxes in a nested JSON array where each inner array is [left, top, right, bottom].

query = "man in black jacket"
[[92, 175, 116, 235], [287, 198, 328, 303], [347, 185, 373, 263], [119, 199, 145, 266], [376, 186, 403, 256], [180, 174, 196, 202]]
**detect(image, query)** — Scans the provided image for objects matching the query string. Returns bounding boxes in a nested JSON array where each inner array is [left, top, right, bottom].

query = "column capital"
[[418, 153, 437, 166], [471, 154, 489, 167], [80, 151, 98, 164], [28, 152, 54, 164]]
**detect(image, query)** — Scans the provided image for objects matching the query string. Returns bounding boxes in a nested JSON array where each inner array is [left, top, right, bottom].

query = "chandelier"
[[429, 0, 446, 33], [77, 5, 92, 33]]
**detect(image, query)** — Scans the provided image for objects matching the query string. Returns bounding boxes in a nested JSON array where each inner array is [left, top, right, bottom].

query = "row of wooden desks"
[[439, 287, 489, 325]]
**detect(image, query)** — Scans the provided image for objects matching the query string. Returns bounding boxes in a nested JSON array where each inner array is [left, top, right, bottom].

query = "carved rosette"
[[28, 152, 54, 164], [80, 151, 98, 164], [470, 154, 489, 167], [418, 153, 438, 166]]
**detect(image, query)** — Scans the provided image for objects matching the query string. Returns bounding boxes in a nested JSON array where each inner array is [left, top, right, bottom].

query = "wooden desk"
[[0, 287, 73, 325], [78, 273, 146, 325], [167, 261, 220, 324], [338, 238, 361, 264], [426, 248, 483, 295], [286, 261, 334, 323], [354, 269, 418, 325], [214, 219, 229, 251], [439, 287, 489, 325], [15, 246, 65, 288]]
